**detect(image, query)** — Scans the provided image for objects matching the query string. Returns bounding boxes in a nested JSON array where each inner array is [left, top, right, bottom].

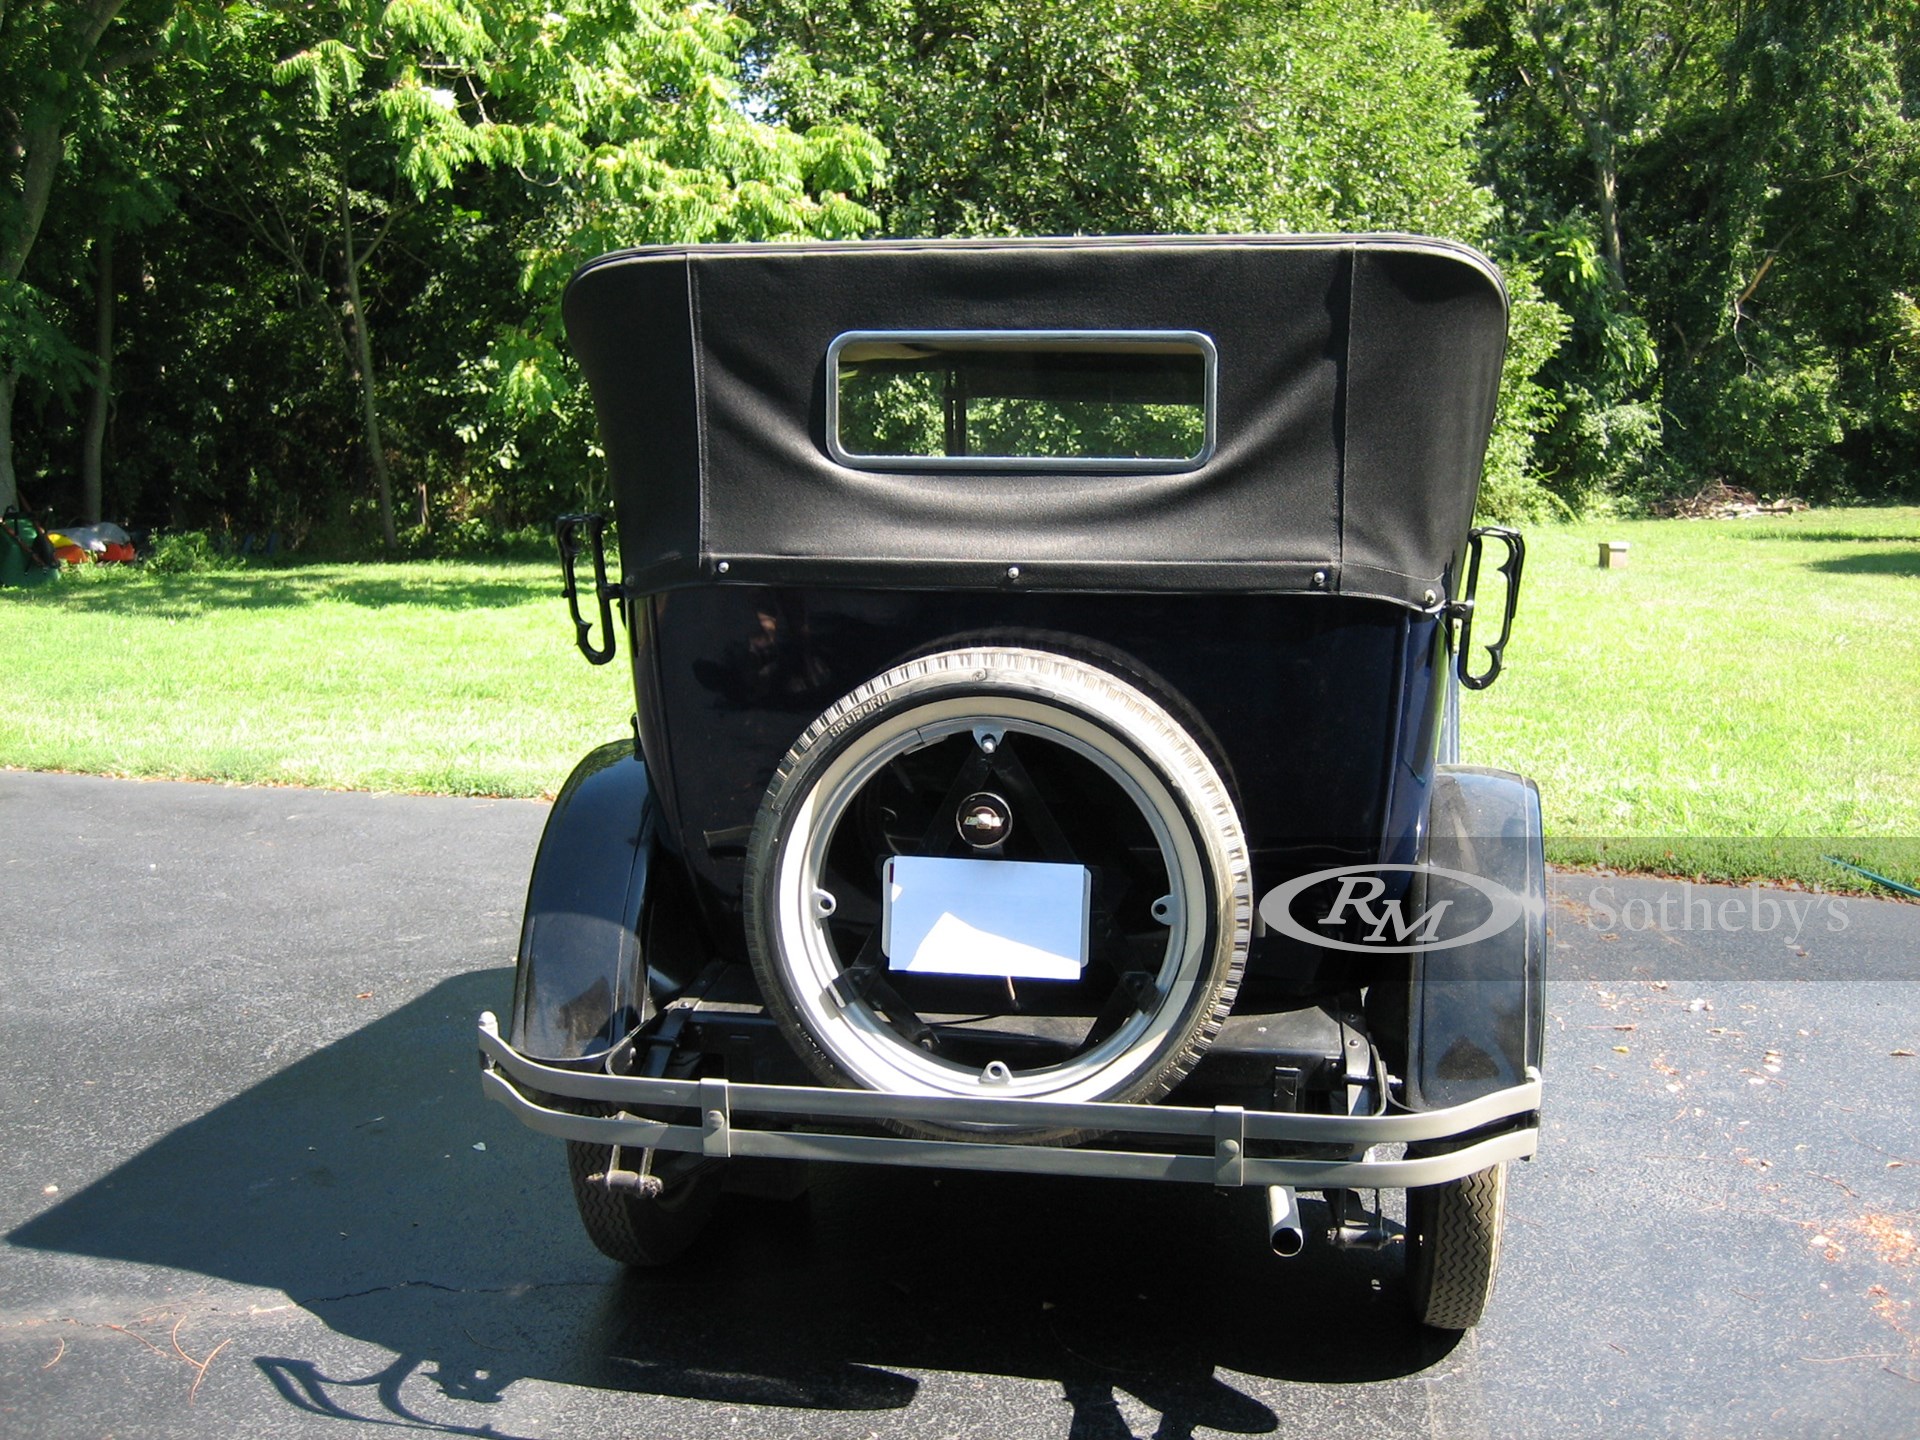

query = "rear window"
[[827, 331, 1216, 472]]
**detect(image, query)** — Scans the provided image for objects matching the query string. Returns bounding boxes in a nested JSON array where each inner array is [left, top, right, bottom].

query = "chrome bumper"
[[478, 1012, 1540, 1189]]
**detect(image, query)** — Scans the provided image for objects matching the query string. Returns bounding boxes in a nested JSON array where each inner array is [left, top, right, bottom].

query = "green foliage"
[[0, 278, 96, 403], [1478, 262, 1572, 520], [15, 0, 1914, 536], [748, 0, 1569, 513], [5, 0, 884, 543], [1507, 215, 1662, 504], [749, 0, 1497, 241], [377, 0, 889, 492], [1447, 0, 1920, 508], [1704, 354, 1849, 496], [144, 529, 244, 574], [393, 519, 554, 561], [1689, 1, 1920, 501], [0, 0, 188, 512]]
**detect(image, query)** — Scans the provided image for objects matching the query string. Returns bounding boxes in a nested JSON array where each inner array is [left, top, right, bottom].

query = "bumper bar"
[[478, 1012, 1540, 1189]]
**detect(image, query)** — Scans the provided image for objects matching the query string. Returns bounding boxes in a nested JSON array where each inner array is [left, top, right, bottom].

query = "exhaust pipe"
[[1266, 1184, 1305, 1258]]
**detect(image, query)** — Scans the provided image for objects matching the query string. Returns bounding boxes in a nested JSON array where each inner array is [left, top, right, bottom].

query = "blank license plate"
[[882, 855, 1091, 981]]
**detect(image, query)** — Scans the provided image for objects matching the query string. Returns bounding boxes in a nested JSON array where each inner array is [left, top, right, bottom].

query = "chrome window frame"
[[825, 329, 1219, 473]]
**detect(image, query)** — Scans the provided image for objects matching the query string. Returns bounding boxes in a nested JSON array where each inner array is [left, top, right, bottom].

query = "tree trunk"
[[1516, 4, 1628, 288], [0, 118, 62, 284], [0, 366, 19, 516], [0, 0, 133, 519], [0, 117, 63, 518], [339, 185, 396, 551], [1594, 135, 1625, 286], [82, 226, 116, 524]]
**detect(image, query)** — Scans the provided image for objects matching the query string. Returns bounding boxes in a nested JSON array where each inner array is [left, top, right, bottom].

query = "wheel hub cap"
[[957, 792, 1013, 848]]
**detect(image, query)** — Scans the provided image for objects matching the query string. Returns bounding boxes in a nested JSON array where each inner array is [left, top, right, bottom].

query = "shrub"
[[145, 530, 243, 575]]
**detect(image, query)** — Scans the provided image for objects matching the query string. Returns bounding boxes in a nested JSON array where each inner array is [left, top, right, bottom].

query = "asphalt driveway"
[[1, 771, 1915, 1439]]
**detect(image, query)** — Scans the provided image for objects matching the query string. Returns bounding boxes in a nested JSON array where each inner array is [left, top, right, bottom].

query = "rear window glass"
[[828, 331, 1216, 471]]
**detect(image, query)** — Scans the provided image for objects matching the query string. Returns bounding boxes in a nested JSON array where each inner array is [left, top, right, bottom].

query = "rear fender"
[[1396, 766, 1546, 1110], [510, 743, 655, 1065]]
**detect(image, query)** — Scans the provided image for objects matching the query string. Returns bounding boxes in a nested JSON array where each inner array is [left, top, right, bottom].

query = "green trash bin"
[[1, 511, 57, 588]]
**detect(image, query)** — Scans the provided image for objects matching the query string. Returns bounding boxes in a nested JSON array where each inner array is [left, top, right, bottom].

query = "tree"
[[182, 0, 883, 547], [748, 0, 1495, 239], [1451, 0, 1920, 503], [745, 0, 1566, 516], [1663, 1, 1920, 497], [413, 0, 884, 516], [1436, 0, 1730, 502], [0, 0, 176, 515], [1458, 0, 1723, 284]]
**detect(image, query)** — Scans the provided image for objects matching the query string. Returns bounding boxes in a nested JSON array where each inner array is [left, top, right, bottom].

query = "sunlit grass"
[[0, 561, 632, 797], [4, 509, 1918, 887], [1464, 506, 1920, 884]]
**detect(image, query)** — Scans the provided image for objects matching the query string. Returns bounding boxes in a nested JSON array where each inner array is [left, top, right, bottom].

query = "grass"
[[0, 561, 633, 796], [1466, 505, 1920, 887], [3, 508, 1917, 888]]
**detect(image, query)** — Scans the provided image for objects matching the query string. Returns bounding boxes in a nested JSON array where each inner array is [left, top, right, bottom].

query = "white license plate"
[[882, 855, 1091, 981]]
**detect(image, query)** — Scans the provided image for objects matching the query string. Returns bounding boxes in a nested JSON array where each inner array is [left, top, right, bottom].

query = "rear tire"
[[1406, 1162, 1507, 1330], [566, 1140, 721, 1267], [743, 646, 1251, 1136]]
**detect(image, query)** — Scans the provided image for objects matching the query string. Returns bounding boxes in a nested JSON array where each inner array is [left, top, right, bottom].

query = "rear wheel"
[[1406, 1162, 1507, 1329], [743, 647, 1251, 1137], [566, 1139, 721, 1267]]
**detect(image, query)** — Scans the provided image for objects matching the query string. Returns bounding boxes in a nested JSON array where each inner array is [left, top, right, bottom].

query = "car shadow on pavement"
[[10, 970, 1457, 1435]]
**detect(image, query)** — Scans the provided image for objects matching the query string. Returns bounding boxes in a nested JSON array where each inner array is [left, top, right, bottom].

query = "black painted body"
[[514, 237, 1539, 1120], [512, 586, 1543, 1113], [628, 585, 1448, 980]]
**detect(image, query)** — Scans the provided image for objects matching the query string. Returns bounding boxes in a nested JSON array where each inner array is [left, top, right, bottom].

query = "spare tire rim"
[[771, 693, 1214, 1102]]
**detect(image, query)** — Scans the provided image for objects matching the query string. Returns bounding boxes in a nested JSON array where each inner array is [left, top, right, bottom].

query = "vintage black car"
[[478, 235, 1542, 1330]]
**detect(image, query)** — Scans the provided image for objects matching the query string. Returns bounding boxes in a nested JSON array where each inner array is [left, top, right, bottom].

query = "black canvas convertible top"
[[564, 235, 1508, 610]]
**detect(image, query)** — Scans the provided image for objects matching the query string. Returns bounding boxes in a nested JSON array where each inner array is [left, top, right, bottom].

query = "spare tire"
[[742, 647, 1251, 1133]]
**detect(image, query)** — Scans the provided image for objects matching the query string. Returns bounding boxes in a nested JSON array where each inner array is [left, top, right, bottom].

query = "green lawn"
[[3, 509, 1917, 888], [0, 561, 633, 796], [1466, 506, 1920, 886]]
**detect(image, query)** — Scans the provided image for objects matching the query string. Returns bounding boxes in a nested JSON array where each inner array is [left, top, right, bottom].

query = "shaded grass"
[[0, 561, 632, 797]]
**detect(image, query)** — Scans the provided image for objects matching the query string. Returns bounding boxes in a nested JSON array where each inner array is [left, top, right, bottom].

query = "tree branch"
[[1734, 251, 1776, 310], [75, 0, 128, 64], [0, 118, 60, 282], [352, 202, 399, 271], [96, 42, 162, 77]]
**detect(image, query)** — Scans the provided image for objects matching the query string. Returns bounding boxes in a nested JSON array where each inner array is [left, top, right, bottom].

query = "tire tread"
[[566, 1137, 720, 1267], [1409, 1162, 1507, 1330]]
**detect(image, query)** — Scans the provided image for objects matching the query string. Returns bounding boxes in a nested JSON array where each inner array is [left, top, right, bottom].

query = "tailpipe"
[[1266, 1184, 1305, 1258]]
